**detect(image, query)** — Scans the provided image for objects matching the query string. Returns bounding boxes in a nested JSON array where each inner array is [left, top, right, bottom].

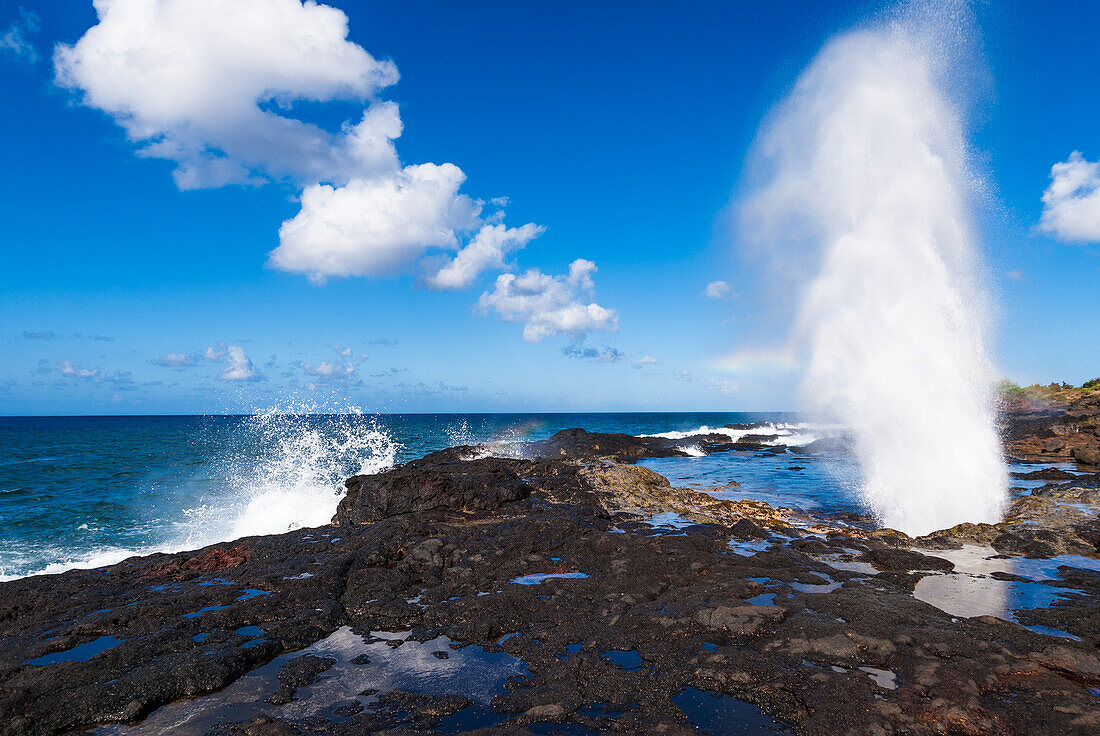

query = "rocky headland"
[[1001, 380, 1100, 467], [0, 417, 1098, 735]]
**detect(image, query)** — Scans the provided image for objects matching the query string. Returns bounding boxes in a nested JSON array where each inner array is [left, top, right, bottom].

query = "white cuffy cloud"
[[268, 163, 480, 283], [56, 0, 617, 344], [478, 260, 618, 343], [428, 222, 545, 290], [54, 0, 400, 189], [1038, 151, 1100, 243]]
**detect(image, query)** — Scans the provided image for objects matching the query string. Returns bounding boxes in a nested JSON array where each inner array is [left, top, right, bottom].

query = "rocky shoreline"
[[1001, 383, 1100, 467], [1, 414, 1098, 735]]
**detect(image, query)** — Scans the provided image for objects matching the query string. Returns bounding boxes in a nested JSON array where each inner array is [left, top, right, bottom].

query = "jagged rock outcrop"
[[335, 456, 532, 526]]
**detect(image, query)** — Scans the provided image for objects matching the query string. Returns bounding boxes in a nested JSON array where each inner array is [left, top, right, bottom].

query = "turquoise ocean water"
[[0, 412, 859, 580]]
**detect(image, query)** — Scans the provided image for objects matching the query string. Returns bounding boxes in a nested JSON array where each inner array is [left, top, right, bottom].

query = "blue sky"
[[0, 0, 1097, 415]]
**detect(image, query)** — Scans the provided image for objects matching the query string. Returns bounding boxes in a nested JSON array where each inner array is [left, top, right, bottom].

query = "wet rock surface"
[[0, 429, 1098, 735]]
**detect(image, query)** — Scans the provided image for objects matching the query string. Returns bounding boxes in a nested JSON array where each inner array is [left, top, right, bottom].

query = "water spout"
[[741, 3, 1006, 535]]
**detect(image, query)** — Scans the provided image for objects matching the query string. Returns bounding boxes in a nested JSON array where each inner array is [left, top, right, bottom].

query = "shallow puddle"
[[434, 703, 511, 733], [729, 539, 772, 557], [529, 723, 602, 735], [511, 572, 588, 585], [644, 512, 697, 533], [25, 635, 122, 665], [859, 666, 897, 690], [672, 686, 794, 734], [790, 572, 841, 594], [813, 553, 878, 575], [745, 593, 777, 606], [182, 604, 229, 619], [94, 627, 529, 735], [601, 649, 645, 671], [911, 545, 1094, 637]]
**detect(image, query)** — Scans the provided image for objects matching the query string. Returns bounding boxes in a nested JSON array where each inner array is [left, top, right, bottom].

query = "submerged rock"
[[267, 653, 336, 705]]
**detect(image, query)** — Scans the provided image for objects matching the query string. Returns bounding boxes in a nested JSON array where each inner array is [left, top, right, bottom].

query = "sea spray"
[[741, 4, 1007, 535], [0, 410, 400, 580], [184, 408, 400, 545]]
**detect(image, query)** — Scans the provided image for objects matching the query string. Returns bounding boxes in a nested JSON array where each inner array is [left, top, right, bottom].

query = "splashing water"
[[741, 3, 1007, 535], [181, 408, 400, 546], [0, 409, 400, 580]]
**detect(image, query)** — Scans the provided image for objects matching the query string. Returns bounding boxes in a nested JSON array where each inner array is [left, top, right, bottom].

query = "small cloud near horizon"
[[55, 359, 134, 387], [218, 346, 260, 382], [156, 352, 196, 368], [561, 344, 630, 363], [154, 342, 260, 381], [303, 359, 361, 382], [370, 367, 407, 378]]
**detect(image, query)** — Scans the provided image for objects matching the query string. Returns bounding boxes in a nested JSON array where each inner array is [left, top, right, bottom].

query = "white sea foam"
[[741, 1, 1007, 535], [641, 423, 820, 447], [0, 545, 160, 582]]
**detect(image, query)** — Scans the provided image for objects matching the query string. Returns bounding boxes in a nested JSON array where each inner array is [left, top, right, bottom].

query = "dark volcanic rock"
[[790, 436, 850, 455], [1003, 390, 1100, 462], [1, 447, 1099, 736], [267, 653, 336, 704], [1042, 437, 1067, 452], [992, 528, 1094, 558], [737, 433, 780, 444], [1072, 446, 1100, 467], [526, 428, 693, 460], [1011, 467, 1079, 481], [695, 604, 787, 637], [335, 456, 532, 526], [861, 548, 954, 571]]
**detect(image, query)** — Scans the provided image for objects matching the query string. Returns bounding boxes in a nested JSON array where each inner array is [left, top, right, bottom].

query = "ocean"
[[0, 412, 859, 580]]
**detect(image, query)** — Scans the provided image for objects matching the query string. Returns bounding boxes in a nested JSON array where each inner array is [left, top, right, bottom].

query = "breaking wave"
[[1, 408, 399, 581], [641, 423, 821, 447], [178, 408, 399, 546]]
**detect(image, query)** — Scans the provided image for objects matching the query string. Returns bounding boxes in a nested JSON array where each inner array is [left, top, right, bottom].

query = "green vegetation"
[[998, 377, 1100, 404], [996, 380, 1026, 400]]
